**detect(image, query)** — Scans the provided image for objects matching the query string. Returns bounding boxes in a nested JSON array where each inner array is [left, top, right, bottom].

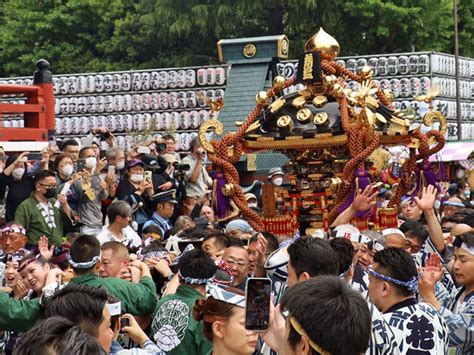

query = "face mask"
[[44, 187, 57, 199], [12, 168, 25, 180], [85, 157, 97, 170], [60, 164, 74, 178], [272, 177, 283, 186], [130, 174, 144, 183], [116, 161, 125, 170], [248, 202, 258, 208], [465, 190, 471, 200]]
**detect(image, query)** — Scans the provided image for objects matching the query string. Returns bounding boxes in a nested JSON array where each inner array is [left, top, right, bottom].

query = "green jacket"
[[15, 194, 66, 246], [70, 273, 157, 316], [150, 285, 212, 355], [0, 293, 41, 332]]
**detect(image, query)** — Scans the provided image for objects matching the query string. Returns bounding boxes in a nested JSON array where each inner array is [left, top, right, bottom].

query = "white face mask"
[[60, 164, 74, 177], [130, 174, 144, 183], [248, 202, 258, 208], [85, 157, 97, 170], [116, 161, 125, 170], [12, 168, 25, 180], [272, 177, 283, 186]]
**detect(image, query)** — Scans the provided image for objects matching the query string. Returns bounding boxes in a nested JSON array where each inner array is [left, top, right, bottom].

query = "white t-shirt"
[[96, 225, 142, 249]]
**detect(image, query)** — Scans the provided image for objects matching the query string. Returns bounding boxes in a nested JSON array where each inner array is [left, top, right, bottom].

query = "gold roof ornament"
[[304, 28, 340, 60]]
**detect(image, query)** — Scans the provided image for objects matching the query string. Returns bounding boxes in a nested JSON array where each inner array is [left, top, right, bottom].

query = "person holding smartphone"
[[181, 137, 212, 216]]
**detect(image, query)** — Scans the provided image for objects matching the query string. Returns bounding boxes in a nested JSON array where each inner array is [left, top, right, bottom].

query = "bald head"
[[451, 224, 474, 237]]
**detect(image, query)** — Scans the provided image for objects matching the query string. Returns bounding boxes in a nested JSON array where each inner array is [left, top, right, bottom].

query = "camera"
[[173, 162, 190, 171], [156, 142, 166, 153]]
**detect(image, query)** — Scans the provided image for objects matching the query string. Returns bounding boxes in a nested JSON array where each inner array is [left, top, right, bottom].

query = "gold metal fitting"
[[277, 115, 294, 130], [273, 76, 287, 90], [313, 112, 329, 125], [256, 91, 270, 105], [304, 28, 340, 60], [382, 89, 394, 103], [323, 75, 336, 87], [360, 66, 373, 80], [312, 95, 328, 108], [296, 108, 313, 123], [292, 96, 307, 110], [269, 97, 286, 113], [331, 83, 344, 98], [222, 183, 235, 197]]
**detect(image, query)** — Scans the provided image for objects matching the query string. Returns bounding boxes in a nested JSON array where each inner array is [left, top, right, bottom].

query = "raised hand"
[[419, 253, 443, 298], [38, 235, 54, 261], [414, 185, 437, 211], [353, 185, 378, 212]]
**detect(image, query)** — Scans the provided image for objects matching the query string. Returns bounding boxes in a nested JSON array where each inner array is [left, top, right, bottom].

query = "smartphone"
[[245, 277, 272, 331], [119, 317, 130, 333], [76, 159, 86, 172], [144, 171, 152, 181], [194, 217, 209, 229], [99, 150, 107, 160], [108, 165, 115, 175], [137, 146, 151, 155]]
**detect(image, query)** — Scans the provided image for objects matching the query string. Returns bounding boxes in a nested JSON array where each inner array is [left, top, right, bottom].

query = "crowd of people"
[[0, 126, 473, 354]]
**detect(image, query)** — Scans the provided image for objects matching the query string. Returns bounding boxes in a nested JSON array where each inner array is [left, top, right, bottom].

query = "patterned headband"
[[178, 270, 214, 285], [212, 259, 236, 286], [367, 265, 418, 293], [206, 282, 245, 308], [68, 252, 101, 269], [18, 253, 42, 272], [4, 248, 30, 264], [0, 225, 26, 236], [332, 230, 371, 244]]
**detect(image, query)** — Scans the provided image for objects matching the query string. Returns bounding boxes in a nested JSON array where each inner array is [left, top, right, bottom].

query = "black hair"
[[79, 146, 94, 159], [249, 232, 279, 254], [399, 220, 428, 244], [461, 212, 474, 227], [41, 283, 108, 338], [178, 249, 217, 281], [33, 170, 56, 184], [61, 139, 80, 150], [202, 233, 231, 250], [373, 248, 418, 297], [329, 238, 355, 275], [162, 134, 175, 142], [189, 136, 200, 152], [13, 316, 104, 355], [69, 234, 100, 275], [459, 231, 474, 248], [142, 224, 164, 237], [287, 237, 339, 278], [180, 227, 207, 240], [281, 276, 371, 355]]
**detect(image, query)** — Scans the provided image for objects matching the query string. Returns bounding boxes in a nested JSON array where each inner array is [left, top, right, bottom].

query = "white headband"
[[382, 228, 405, 239], [460, 243, 474, 256], [107, 301, 122, 316]]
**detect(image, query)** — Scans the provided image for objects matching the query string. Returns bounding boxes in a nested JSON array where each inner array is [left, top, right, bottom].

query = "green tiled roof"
[[219, 63, 269, 132]]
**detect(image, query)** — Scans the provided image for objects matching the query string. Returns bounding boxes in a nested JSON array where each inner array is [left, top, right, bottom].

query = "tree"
[[0, 0, 471, 76]]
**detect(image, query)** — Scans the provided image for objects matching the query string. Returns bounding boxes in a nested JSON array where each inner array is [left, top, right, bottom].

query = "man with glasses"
[[222, 244, 250, 290], [15, 170, 75, 248]]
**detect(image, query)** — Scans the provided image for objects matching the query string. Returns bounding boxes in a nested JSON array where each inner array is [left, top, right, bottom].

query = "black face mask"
[[44, 187, 57, 199]]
